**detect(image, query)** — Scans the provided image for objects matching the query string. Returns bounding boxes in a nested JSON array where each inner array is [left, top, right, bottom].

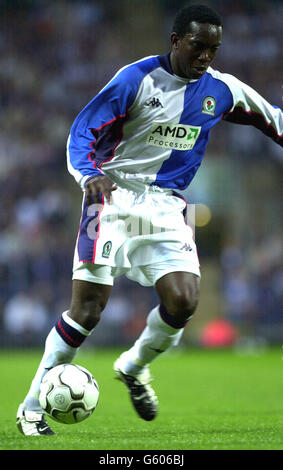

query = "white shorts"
[[72, 185, 200, 287]]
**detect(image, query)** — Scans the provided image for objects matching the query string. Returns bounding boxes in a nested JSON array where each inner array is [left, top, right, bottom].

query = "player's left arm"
[[221, 75, 283, 147]]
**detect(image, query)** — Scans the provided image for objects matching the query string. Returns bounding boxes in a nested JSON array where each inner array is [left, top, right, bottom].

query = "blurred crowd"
[[0, 0, 282, 347], [220, 233, 283, 343]]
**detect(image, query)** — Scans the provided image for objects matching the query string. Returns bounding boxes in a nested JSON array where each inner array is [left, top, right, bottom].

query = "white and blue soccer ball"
[[39, 364, 99, 424]]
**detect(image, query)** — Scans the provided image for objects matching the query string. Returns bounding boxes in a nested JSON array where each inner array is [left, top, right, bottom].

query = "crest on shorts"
[[102, 241, 112, 258], [202, 96, 216, 115]]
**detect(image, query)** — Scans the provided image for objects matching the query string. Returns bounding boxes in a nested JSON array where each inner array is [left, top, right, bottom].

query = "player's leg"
[[17, 277, 112, 435], [116, 271, 200, 370], [123, 271, 199, 367], [23, 279, 112, 407], [114, 270, 200, 421]]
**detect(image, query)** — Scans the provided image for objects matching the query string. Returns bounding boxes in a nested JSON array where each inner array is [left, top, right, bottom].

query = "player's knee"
[[163, 280, 200, 322], [81, 298, 105, 328], [169, 292, 199, 320], [70, 293, 107, 330]]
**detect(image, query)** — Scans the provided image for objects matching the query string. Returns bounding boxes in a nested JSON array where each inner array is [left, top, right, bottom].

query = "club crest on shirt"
[[102, 241, 112, 258], [202, 96, 216, 115]]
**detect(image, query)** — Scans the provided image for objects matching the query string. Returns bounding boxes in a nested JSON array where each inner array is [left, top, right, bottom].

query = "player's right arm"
[[66, 65, 141, 203], [84, 174, 117, 206]]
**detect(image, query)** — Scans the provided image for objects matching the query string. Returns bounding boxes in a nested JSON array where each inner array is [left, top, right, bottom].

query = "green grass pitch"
[[1, 347, 283, 450]]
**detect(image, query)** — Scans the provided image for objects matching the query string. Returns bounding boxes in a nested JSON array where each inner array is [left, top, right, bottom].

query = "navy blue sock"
[[55, 314, 88, 348]]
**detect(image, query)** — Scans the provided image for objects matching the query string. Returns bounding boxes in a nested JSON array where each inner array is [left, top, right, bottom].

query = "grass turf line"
[[0, 347, 282, 450]]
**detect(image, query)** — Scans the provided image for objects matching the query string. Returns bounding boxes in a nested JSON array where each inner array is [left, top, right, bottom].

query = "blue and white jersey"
[[67, 54, 283, 191]]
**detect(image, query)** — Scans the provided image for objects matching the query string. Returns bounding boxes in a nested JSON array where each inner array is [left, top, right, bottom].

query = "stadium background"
[[0, 0, 282, 349]]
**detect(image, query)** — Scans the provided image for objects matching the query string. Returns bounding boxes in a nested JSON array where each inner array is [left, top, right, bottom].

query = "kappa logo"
[[146, 122, 201, 151], [145, 97, 164, 108], [180, 243, 193, 252], [102, 241, 112, 258]]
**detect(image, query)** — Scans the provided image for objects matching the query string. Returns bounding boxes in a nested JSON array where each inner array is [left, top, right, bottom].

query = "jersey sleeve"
[[66, 67, 139, 189], [221, 74, 283, 146]]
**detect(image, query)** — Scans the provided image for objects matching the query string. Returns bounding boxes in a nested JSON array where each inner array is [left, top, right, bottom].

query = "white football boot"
[[16, 403, 55, 436]]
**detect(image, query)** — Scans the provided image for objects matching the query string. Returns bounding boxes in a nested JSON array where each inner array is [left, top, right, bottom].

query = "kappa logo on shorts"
[[180, 243, 193, 252], [102, 241, 112, 258]]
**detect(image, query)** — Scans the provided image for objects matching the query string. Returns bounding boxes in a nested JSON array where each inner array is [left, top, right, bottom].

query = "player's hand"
[[84, 175, 117, 206]]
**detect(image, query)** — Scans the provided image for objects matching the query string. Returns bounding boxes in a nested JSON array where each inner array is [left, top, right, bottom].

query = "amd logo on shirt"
[[146, 122, 201, 151]]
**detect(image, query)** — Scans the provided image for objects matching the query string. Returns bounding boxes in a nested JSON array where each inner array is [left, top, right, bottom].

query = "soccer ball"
[[39, 364, 99, 424]]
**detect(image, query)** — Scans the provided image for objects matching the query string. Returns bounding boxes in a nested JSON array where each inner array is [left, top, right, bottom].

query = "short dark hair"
[[172, 4, 222, 38]]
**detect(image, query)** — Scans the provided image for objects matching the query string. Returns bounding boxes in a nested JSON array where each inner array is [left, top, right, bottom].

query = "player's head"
[[170, 4, 222, 79]]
